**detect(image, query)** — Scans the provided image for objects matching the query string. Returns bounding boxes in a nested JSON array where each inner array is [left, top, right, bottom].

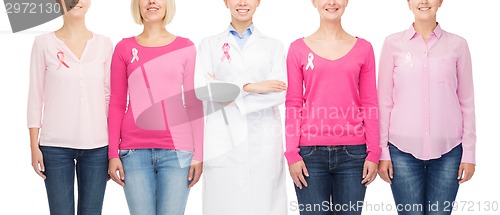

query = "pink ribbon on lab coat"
[[221, 43, 231, 63]]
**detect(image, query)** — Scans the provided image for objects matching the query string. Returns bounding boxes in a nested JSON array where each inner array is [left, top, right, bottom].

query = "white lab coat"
[[195, 26, 288, 215]]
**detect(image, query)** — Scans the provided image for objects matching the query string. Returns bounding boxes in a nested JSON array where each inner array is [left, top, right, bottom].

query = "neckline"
[[52, 31, 95, 62], [133, 36, 178, 48], [229, 23, 254, 36], [301, 37, 359, 62]]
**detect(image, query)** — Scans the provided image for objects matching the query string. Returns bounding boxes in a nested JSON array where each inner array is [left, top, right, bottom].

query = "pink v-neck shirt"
[[378, 25, 476, 163], [27, 32, 113, 149], [108, 37, 204, 160], [285, 38, 381, 165]]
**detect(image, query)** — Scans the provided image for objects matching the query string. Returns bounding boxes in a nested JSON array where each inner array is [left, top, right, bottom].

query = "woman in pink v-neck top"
[[284, 1, 380, 214], [285, 38, 380, 164], [285, 36, 380, 214]]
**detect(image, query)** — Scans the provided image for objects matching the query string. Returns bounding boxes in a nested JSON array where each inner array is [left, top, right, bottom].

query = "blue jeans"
[[389, 143, 462, 215], [120, 149, 193, 215], [294, 145, 367, 215], [40, 145, 108, 215]]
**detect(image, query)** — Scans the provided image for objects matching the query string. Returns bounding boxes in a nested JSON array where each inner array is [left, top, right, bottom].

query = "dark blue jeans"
[[294, 145, 367, 215], [40, 146, 108, 215], [389, 143, 462, 215]]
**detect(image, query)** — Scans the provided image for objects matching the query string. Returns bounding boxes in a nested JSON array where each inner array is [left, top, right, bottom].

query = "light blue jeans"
[[120, 149, 193, 215]]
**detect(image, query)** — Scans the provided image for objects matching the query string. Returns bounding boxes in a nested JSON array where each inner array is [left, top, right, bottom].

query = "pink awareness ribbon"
[[57, 51, 70, 69], [221, 43, 231, 63], [131, 48, 139, 63], [305, 53, 315, 71]]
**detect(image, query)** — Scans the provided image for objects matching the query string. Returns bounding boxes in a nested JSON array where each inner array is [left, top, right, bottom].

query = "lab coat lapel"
[[242, 27, 265, 52], [221, 26, 242, 54]]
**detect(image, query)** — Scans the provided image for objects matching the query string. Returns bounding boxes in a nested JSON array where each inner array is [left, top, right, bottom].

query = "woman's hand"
[[378, 160, 393, 184], [362, 160, 378, 186], [109, 158, 125, 186], [458, 163, 475, 184], [29, 128, 45, 179], [31, 147, 46, 180], [289, 160, 309, 189], [188, 160, 203, 188], [243, 80, 287, 94]]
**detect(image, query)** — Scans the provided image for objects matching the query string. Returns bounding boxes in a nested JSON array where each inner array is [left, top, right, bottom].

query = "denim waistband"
[[301, 144, 366, 151]]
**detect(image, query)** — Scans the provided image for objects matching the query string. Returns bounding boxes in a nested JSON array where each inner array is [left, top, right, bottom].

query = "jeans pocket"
[[174, 149, 194, 155], [175, 150, 194, 160], [119, 149, 135, 159], [299, 146, 316, 158], [174, 150, 194, 168], [344, 145, 367, 159]]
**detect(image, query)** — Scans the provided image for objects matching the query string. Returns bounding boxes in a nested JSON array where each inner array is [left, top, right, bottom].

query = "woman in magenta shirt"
[[285, 0, 380, 214], [378, 0, 476, 214], [107, 0, 203, 214]]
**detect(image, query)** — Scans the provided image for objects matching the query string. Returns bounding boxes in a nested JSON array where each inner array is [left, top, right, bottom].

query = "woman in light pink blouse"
[[27, 0, 112, 214], [378, 0, 476, 214]]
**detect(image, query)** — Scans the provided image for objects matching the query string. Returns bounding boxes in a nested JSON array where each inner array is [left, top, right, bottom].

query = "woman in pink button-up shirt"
[[378, 0, 476, 214], [27, 0, 112, 214]]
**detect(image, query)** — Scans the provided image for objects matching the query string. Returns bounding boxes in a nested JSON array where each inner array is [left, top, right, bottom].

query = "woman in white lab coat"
[[195, 0, 288, 214]]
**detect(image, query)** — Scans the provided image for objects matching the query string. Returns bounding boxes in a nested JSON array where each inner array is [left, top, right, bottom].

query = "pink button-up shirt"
[[378, 24, 476, 164], [27, 32, 113, 149]]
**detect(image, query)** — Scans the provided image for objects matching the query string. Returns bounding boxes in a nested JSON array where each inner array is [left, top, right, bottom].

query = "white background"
[[1, 0, 499, 214]]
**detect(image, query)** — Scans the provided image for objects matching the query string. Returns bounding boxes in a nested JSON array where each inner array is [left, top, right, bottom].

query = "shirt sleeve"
[[456, 39, 476, 164], [194, 38, 214, 98], [108, 40, 128, 159], [233, 41, 287, 115], [378, 37, 395, 161], [184, 45, 204, 162], [104, 38, 113, 117], [27, 38, 46, 128], [359, 42, 381, 164], [284, 43, 304, 165]]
